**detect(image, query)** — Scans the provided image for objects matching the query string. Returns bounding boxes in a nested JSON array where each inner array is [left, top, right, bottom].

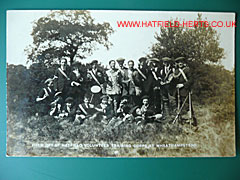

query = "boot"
[[162, 101, 172, 122]]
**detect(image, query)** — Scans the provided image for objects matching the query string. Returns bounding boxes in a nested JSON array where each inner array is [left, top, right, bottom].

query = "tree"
[[25, 10, 114, 66], [149, 14, 224, 64], [7, 64, 31, 115], [148, 14, 233, 105]]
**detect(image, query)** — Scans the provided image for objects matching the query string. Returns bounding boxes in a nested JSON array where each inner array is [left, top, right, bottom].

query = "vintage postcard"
[[6, 10, 235, 157]]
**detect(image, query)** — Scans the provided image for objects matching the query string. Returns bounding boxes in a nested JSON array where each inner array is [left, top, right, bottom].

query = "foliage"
[[7, 64, 32, 116], [25, 10, 114, 65], [150, 14, 224, 64], [190, 63, 234, 105]]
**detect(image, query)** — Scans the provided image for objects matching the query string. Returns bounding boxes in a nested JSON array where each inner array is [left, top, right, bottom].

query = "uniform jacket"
[[121, 68, 140, 95], [54, 66, 71, 92], [106, 69, 122, 95]]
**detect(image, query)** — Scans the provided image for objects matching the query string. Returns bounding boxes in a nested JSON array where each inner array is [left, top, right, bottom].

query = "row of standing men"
[[36, 56, 197, 126]]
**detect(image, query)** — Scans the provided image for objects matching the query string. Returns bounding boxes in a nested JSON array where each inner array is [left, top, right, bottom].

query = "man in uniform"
[[86, 60, 106, 106], [116, 57, 128, 73], [116, 58, 128, 97], [146, 58, 162, 113], [124, 60, 140, 106], [174, 57, 197, 126], [54, 58, 71, 100], [116, 95, 131, 118], [135, 57, 149, 97], [69, 62, 84, 104], [105, 60, 122, 115], [160, 57, 174, 119], [75, 94, 96, 124], [36, 77, 56, 116], [95, 95, 114, 120], [60, 97, 77, 122]]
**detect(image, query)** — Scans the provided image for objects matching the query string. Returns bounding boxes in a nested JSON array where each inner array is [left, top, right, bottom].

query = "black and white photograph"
[[7, 10, 235, 157]]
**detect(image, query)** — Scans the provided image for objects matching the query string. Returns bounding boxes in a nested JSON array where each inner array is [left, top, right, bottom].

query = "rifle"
[[188, 91, 197, 126], [172, 94, 189, 124], [177, 88, 180, 111]]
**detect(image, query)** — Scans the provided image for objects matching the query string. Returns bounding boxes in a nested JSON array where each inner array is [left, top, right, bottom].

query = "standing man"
[[86, 60, 106, 105], [105, 60, 122, 115], [116, 57, 128, 74], [174, 57, 197, 126], [54, 58, 71, 100], [126, 60, 140, 106], [135, 57, 149, 97], [69, 62, 84, 104], [116, 57, 128, 97], [147, 58, 162, 113], [160, 57, 174, 119]]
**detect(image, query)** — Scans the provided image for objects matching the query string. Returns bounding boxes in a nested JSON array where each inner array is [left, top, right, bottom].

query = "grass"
[[7, 103, 235, 157]]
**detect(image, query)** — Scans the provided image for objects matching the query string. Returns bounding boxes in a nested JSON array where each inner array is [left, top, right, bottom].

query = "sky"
[[7, 10, 235, 70]]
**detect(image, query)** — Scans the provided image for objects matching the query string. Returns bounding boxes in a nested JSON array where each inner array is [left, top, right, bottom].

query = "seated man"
[[129, 106, 143, 123], [116, 95, 131, 118], [95, 95, 114, 121], [75, 94, 95, 124], [140, 96, 155, 116], [49, 92, 63, 118], [138, 95, 162, 124], [59, 97, 77, 122], [36, 77, 56, 116]]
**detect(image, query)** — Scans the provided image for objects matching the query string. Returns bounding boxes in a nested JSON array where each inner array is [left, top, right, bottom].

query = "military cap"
[[60, 57, 68, 61], [90, 60, 98, 65], [109, 59, 115, 64], [162, 57, 172, 62], [138, 57, 147, 62], [128, 59, 134, 64], [141, 95, 149, 100], [149, 58, 160, 63], [175, 57, 185, 62], [65, 97, 74, 103], [100, 95, 109, 100], [116, 58, 125, 63]]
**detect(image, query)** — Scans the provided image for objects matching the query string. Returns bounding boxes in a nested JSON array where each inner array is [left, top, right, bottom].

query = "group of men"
[[36, 56, 197, 126]]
